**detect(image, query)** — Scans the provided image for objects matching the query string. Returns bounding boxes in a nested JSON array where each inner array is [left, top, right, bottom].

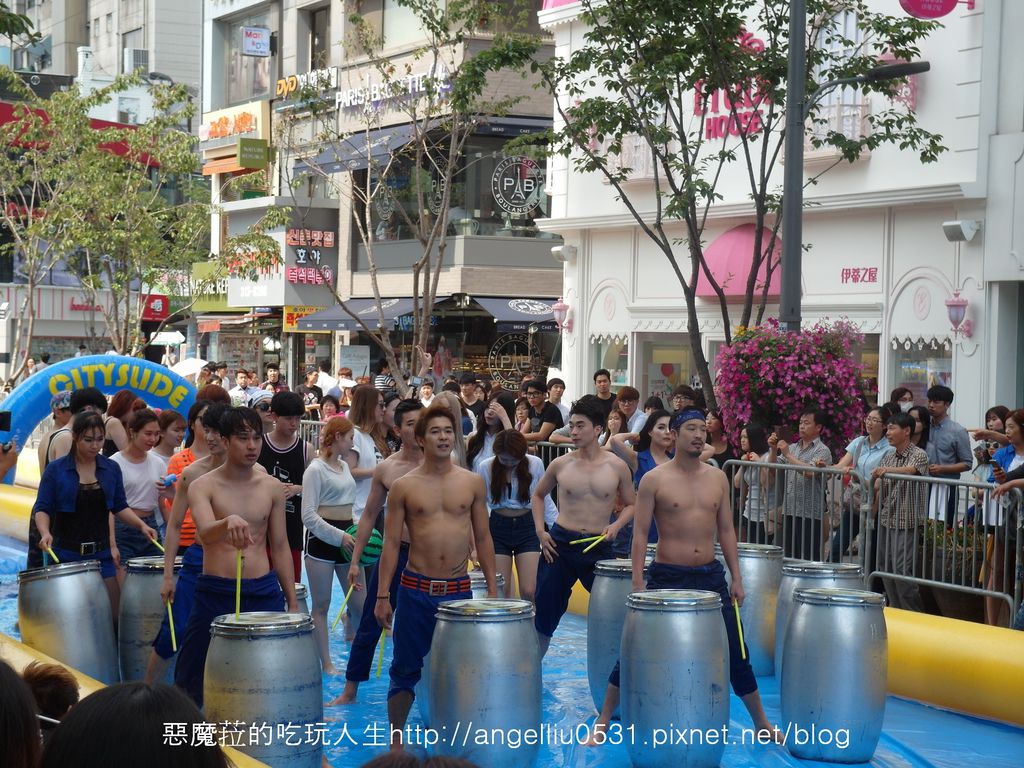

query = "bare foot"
[[322, 665, 341, 676], [326, 682, 358, 705], [582, 722, 609, 747]]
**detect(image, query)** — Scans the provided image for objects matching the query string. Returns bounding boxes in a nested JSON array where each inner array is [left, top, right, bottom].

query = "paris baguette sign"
[[899, 0, 967, 19]]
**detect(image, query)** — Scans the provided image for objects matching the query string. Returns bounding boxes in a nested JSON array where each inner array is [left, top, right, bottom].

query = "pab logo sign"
[[491, 157, 543, 216]]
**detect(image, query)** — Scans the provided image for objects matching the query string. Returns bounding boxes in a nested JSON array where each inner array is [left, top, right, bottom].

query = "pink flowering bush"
[[715, 319, 864, 455]]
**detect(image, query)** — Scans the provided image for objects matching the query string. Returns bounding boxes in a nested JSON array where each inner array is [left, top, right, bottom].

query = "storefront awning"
[[297, 297, 445, 331], [474, 297, 557, 325], [694, 224, 781, 299], [293, 125, 417, 175]]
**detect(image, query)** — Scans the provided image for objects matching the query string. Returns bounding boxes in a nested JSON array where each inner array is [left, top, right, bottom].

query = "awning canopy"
[[293, 125, 417, 175], [297, 297, 445, 332], [694, 224, 781, 299], [474, 297, 556, 323]]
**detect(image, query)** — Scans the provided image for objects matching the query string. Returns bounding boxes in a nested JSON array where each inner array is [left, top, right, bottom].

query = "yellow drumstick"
[[733, 598, 747, 660], [377, 628, 386, 677], [166, 600, 177, 652], [331, 584, 356, 631], [152, 539, 165, 554], [235, 550, 243, 620], [45, 548, 60, 564], [582, 535, 607, 554], [570, 535, 603, 545]]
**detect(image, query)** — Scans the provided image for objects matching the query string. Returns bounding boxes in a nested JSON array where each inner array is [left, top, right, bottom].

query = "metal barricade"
[[868, 473, 1022, 624], [533, 441, 574, 469], [298, 419, 323, 452], [724, 459, 863, 569]]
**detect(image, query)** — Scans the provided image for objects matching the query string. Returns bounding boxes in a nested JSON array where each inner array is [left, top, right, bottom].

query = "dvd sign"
[[491, 156, 543, 216]]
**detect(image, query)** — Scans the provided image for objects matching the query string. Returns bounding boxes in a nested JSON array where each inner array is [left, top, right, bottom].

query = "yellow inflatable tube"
[[0, 634, 267, 767], [885, 607, 1024, 726]]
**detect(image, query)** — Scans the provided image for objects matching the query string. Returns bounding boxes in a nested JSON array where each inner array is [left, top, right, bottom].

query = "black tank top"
[[258, 435, 307, 550], [55, 482, 110, 544]]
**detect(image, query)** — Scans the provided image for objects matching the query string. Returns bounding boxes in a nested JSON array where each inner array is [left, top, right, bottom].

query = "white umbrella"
[[171, 358, 208, 378]]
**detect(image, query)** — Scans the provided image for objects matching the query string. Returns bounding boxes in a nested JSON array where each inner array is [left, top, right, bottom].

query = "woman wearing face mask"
[[983, 409, 1024, 626], [111, 410, 173, 573], [467, 391, 516, 472], [475, 429, 554, 602], [888, 387, 915, 414]]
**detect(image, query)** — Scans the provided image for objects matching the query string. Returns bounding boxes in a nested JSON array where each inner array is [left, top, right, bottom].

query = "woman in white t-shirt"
[[111, 409, 172, 575]]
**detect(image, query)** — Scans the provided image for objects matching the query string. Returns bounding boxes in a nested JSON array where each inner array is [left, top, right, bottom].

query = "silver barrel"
[[622, 590, 729, 768], [469, 571, 507, 599], [781, 588, 887, 762], [734, 543, 783, 676], [428, 599, 541, 768], [294, 583, 309, 615], [118, 556, 182, 682], [18, 561, 119, 684], [775, 561, 863, 680], [205, 612, 322, 768], [587, 559, 642, 714]]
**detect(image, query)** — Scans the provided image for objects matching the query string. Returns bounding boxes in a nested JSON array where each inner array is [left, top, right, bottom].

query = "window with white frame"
[[808, 9, 868, 153]]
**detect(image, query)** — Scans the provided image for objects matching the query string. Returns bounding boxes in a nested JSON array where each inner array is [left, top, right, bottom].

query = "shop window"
[[892, 342, 951, 404], [854, 334, 880, 406], [593, 338, 629, 393], [641, 337, 692, 403], [222, 10, 279, 106], [383, 0, 433, 50], [806, 9, 868, 160], [310, 7, 330, 69]]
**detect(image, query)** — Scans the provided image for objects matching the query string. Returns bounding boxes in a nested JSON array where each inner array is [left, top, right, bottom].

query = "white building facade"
[[539, 1, 1023, 424]]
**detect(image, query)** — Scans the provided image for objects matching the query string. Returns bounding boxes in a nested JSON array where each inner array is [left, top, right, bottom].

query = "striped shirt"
[[878, 444, 930, 530]]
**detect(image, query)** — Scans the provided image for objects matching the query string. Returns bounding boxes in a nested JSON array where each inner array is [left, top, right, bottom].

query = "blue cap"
[[670, 408, 707, 430], [50, 390, 73, 410]]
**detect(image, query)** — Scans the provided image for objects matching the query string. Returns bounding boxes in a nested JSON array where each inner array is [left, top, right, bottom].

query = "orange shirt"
[[166, 448, 199, 547]]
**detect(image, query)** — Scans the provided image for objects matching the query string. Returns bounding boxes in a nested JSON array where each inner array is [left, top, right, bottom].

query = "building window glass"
[[593, 338, 629, 393], [382, 0, 429, 50], [310, 8, 330, 69], [809, 10, 867, 147], [122, 27, 143, 52], [640, 335, 692, 403], [223, 10, 279, 106], [892, 342, 951, 404]]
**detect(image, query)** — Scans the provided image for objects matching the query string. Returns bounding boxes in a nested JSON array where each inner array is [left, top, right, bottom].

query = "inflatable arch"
[[0, 355, 197, 485]]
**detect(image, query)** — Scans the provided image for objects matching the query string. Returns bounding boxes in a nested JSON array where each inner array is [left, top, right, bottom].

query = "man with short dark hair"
[[459, 372, 486, 423], [374, 359, 396, 391], [522, 379, 564, 443], [872, 412, 930, 611], [670, 385, 697, 413], [768, 407, 833, 560], [547, 377, 570, 423], [260, 363, 289, 393], [228, 369, 260, 406], [925, 385, 971, 528], [36, 352, 50, 371], [593, 368, 615, 419], [615, 386, 646, 433]]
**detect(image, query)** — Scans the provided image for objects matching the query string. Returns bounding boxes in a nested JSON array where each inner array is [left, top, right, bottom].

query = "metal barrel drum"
[[621, 590, 729, 768], [587, 559, 644, 714], [469, 571, 507, 599], [18, 561, 119, 684], [733, 543, 783, 676], [781, 588, 887, 762], [645, 543, 657, 563], [204, 612, 322, 768], [294, 583, 309, 614], [428, 599, 541, 768], [775, 561, 863, 680], [118, 556, 182, 682]]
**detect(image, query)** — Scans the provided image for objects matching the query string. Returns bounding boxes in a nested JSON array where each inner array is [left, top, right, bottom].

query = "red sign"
[[69, 298, 103, 312], [841, 267, 878, 285], [141, 294, 170, 321], [286, 228, 336, 248], [899, 0, 958, 19], [693, 32, 770, 140], [286, 266, 335, 285]]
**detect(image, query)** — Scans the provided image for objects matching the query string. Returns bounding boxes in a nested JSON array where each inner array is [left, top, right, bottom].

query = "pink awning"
[[541, 0, 577, 8], [694, 224, 781, 299]]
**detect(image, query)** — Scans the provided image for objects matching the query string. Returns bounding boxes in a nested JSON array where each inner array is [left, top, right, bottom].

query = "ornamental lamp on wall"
[[944, 291, 972, 338], [552, 297, 573, 333]]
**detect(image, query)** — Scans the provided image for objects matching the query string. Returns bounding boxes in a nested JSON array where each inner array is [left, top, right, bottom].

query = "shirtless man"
[[532, 395, 636, 656], [174, 407, 298, 707], [331, 398, 424, 705], [144, 402, 228, 685], [587, 409, 779, 744], [374, 403, 497, 752]]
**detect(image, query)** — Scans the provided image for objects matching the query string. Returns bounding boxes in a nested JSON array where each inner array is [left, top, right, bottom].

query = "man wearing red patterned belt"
[[373, 403, 497, 753]]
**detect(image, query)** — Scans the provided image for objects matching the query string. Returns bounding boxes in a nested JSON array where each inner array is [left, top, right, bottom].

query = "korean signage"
[[899, 0, 957, 19], [284, 306, 329, 333], [199, 101, 271, 145], [276, 67, 339, 99], [241, 26, 271, 58], [840, 267, 879, 285], [285, 228, 337, 288], [141, 294, 170, 321]]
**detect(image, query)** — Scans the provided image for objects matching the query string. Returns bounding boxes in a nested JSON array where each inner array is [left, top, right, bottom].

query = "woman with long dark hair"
[[908, 405, 931, 450], [475, 430, 554, 601], [152, 410, 186, 465], [34, 412, 158, 617], [609, 408, 674, 554], [347, 384, 390, 529], [735, 422, 773, 543], [0, 659, 40, 768], [111, 409, 170, 569], [467, 391, 516, 472]]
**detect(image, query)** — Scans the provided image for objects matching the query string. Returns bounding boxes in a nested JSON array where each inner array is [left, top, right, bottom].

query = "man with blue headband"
[[586, 407, 781, 745]]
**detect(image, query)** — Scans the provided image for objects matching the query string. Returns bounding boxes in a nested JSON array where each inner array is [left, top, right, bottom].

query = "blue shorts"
[[346, 543, 409, 683], [608, 560, 756, 697], [174, 571, 285, 707], [489, 513, 541, 557], [534, 522, 614, 638], [50, 546, 117, 579], [388, 570, 472, 700], [115, 514, 163, 562], [152, 544, 204, 660]]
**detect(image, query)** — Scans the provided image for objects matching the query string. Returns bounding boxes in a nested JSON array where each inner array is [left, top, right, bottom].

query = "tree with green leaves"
[[535, 0, 945, 408], [276, 0, 541, 392]]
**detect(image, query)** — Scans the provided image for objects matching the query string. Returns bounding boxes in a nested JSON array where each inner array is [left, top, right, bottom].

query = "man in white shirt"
[[228, 369, 261, 407]]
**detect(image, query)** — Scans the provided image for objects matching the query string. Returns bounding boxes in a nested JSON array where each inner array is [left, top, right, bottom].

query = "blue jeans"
[[346, 543, 409, 683], [115, 514, 163, 562]]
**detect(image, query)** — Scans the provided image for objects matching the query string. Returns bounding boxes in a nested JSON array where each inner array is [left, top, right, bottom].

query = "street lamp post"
[[779, 0, 930, 332]]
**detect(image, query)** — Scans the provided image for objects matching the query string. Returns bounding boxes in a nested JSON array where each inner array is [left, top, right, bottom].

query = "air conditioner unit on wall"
[[123, 48, 149, 74]]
